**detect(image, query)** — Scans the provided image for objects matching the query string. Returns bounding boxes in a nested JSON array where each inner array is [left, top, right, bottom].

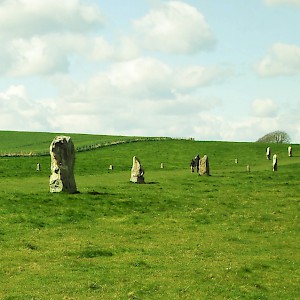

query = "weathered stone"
[[199, 155, 210, 176], [36, 163, 41, 171], [130, 156, 145, 183], [266, 147, 271, 160], [194, 154, 200, 173], [190, 158, 195, 173], [288, 146, 292, 157], [49, 136, 77, 193], [273, 154, 278, 172]]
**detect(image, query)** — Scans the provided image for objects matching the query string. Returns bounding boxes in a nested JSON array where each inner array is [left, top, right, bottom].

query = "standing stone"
[[273, 154, 278, 172], [235, 158, 238, 164], [190, 158, 195, 173], [130, 156, 145, 183], [49, 136, 77, 193], [160, 163, 164, 169], [194, 154, 200, 173], [36, 163, 41, 171], [109, 164, 114, 170], [246, 165, 250, 173], [288, 146, 292, 157], [266, 147, 271, 160], [199, 155, 210, 176]]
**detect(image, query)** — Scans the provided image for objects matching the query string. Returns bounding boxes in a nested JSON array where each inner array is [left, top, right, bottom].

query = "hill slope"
[[0, 130, 169, 156], [0, 131, 299, 299], [0, 130, 298, 178]]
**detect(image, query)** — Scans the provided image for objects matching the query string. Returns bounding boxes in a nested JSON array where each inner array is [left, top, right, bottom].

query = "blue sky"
[[0, 0, 299, 142]]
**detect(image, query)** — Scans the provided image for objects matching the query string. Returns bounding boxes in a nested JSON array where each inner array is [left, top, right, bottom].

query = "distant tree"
[[256, 130, 291, 144]]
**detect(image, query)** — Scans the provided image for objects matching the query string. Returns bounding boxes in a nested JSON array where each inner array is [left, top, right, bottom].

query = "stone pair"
[[49, 136, 146, 193]]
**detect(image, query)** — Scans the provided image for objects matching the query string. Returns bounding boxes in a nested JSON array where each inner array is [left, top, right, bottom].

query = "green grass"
[[0, 130, 165, 155], [0, 132, 299, 299]]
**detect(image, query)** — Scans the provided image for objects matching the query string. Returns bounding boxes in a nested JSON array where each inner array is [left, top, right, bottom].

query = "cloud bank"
[[0, 0, 300, 142]]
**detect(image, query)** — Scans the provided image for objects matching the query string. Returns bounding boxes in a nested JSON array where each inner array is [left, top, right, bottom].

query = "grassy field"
[[0, 132, 299, 299], [0, 131, 164, 156]]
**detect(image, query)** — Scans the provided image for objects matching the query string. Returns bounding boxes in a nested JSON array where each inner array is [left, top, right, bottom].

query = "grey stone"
[[266, 147, 271, 160], [199, 155, 210, 176], [288, 146, 292, 157], [130, 156, 145, 183], [49, 136, 77, 193]]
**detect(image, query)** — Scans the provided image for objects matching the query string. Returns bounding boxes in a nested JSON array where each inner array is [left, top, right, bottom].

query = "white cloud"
[[264, 0, 300, 7], [0, 33, 119, 76], [251, 98, 279, 117], [42, 61, 224, 137], [0, 85, 54, 131], [113, 36, 141, 61], [133, 1, 215, 54], [150, 93, 221, 116], [255, 43, 300, 77], [0, 0, 111, 76], [95, 57, 230, 99], [2, 1, 298, 143], [107, 57, 173, 97], [0, 0, 104, 39], [7, 37, 69, 76], [174, 66, 233, 90], [219, 117, 276, 142]]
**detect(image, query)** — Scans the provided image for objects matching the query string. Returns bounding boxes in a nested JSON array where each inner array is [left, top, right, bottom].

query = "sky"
[[0, 0, 300, 142]]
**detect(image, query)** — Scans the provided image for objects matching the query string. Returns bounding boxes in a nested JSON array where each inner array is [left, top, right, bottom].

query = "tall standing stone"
[[273, 154, 278, 172], [194, 154, 200, 173], [288, 146, 292, 157], [49, 136, 77, 193], [130, 156, 145, 183], [266, 147, 271, 160], [199, 155, 210, 176]]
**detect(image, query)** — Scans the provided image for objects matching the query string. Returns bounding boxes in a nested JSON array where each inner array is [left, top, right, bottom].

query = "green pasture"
[[0, 132, 299, 299], [0, 131, 157, 155]]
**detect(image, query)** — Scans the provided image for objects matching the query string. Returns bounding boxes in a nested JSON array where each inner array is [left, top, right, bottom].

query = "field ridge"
[[0, 131, 196, 157], [0, 136, 174, 157]]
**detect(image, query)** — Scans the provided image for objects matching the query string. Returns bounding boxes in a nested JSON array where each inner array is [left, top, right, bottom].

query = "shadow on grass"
[[128, 181, 159, 185], [87, 191, 114, 196]]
